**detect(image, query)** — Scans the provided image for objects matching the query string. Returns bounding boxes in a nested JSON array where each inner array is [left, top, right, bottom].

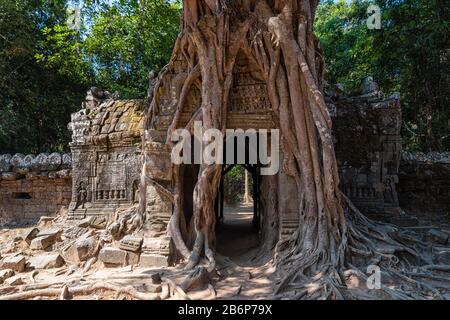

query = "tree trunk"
[[243, 170, 251, 204]]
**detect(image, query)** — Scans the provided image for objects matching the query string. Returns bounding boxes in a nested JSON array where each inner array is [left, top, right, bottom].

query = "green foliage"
[[374, 0, 450, 151], [0, 0, 180, 153], [315, 0, 449, 151], [0, 0, 85, 153], [39, 0, 181, 98], [224, 166, 253, 205], [315, 0, 377, 91]]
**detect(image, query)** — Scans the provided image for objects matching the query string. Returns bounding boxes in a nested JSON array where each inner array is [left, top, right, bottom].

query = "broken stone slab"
[[142, 237, 170, 255], [63, 226, 89, 240], [22, 228, 40, 245], [38, 216, 55, 227], [139, 254, 169, 267], [428, 229, 449, 245], [0, 269, 15, 284], [37, 228, 63, 239], [4, 275, 25, 286], [119, 235, 143, 252], [77, 216, 107, 229], [98, 247, 140, 267], [89, 216, 107, 229], [77, 218, 91, 228], [30, 234, 58, 250], [27, 254, 65, 270], [65, 236, 99, 262], [0, 255, 26, 272], [29, 228, 63, 250]]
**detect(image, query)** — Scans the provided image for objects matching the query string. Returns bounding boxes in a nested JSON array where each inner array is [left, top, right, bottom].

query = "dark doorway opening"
[[215, 164, 261, 264], [13, 192, 32, 199]]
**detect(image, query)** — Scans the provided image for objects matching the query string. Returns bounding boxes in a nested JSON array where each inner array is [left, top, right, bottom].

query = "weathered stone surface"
[[37, 228, 62, 238], [77, 218, 91, 228], [30, 234, 58, 250], [329, 81, 401, 215], [119, 235, 143, 252], [139, 254, 168, 267], [0, 156, 72, 227], [89, 216, 107, 229], [38, 216, 54, 226], [70, 236, 98, 262], [0, 255, 26, 272], [427, 229, 449, 245], [98, 247, 139, 267], [68, 92, 143, 219], [22, 228, 40, 245], [126, 251, 140, 266], [398, 152, 450, 212], [0, 269, 15, 284], [142, 237, 170, 255], [28, 254, 65, 269], [63, 226, 89, 240], [4, 275, 25, 286], [98, 247, 127, 266]]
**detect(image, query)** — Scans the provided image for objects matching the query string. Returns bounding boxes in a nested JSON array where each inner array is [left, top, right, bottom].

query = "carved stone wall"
[[398, 152, 450, 214], [327, 81, 402, 214], [68, 89, 144, 219], [0, 153, 72, 226]]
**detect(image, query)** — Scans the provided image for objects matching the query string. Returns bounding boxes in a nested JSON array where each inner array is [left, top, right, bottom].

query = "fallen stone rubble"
[[0, 210, 216, 300]]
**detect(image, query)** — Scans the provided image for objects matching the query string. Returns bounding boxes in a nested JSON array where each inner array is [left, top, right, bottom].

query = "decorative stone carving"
[[328, 79, 402, 213], [68, 89, 144, 219], [398, 152, 450, 212]]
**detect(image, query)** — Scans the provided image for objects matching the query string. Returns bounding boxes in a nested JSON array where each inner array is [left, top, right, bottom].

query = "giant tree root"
[[274, 194, 450, 300], [0, 281, 161, 300]]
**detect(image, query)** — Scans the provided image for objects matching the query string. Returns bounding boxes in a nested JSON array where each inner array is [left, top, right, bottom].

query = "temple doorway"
[[215, 164, 261, 264]]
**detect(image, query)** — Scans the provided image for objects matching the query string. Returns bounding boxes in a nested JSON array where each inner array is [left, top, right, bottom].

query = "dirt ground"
[[0, 203, 277, 300], [1, 204, 449, 300]]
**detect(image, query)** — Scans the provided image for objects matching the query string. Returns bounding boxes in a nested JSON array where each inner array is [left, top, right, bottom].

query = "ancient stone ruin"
[[0, 153, 72, 227], [329, 81, 402, 214], [67, 88, 144, 219], [399, 152, 450, 214]]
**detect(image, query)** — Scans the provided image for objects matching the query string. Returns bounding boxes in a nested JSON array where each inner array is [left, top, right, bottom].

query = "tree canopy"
[[0, 0, 180, 153], [0, 0, 447, 153], [315, 0, 449, 151]]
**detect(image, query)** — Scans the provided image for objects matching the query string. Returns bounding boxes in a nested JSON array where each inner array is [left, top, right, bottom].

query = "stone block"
[[37, 227, 63, 238], [30, 234, 57, 250], [0, 255, 26, 272], [98, 247, 127, 267], [0, 269, 15, 284], [22, 227, 40, 245], [27, 254, 65, 269], [69, 236, 98, 262], [89, 216, 107, 229], [139, 254, 168, 267], [4, 275, 25, 286], [119, 235, 143, 252], [98, 247, 140, 267], [142, 237, 170, 256]]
